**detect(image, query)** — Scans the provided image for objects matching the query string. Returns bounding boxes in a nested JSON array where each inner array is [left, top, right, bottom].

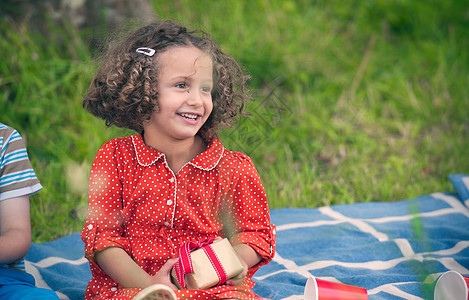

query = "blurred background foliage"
[[0, 0, 468, 242]]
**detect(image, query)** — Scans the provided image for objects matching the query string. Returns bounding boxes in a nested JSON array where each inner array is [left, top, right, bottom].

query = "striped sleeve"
[[0, 123, 42, 201]]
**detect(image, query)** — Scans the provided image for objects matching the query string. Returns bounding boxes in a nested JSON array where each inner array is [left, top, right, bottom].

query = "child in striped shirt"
[[0, 122, 59, 299]]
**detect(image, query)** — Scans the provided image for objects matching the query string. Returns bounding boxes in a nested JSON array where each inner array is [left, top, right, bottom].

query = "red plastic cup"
[[434, 271, 469, 300], [304, 276, 368, 300]]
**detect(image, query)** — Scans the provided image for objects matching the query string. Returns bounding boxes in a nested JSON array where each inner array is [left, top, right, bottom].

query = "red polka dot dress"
[[80, 135, 276, 299]]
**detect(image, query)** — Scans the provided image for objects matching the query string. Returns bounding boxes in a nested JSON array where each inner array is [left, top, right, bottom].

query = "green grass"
[[1, 0, 468, 243]]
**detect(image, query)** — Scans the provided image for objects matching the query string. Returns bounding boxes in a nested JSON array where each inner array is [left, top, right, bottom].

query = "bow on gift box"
[[173, 238, 228, 289]]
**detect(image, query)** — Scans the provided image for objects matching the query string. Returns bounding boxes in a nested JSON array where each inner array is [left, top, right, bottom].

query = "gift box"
[[171, 238, 244, 290]]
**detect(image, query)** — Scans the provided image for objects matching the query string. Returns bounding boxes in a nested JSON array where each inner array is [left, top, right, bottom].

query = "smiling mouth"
[[178, 113, 199, 120]]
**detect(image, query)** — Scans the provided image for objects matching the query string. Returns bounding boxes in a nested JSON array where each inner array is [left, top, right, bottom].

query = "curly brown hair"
[[83, 20, 251, 141]]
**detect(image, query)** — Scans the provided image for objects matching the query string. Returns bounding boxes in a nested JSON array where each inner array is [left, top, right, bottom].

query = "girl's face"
[[144, 46, 213, 143]]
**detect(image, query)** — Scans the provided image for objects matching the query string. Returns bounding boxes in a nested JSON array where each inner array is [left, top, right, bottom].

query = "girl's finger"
[[160, 258, 179, 273]]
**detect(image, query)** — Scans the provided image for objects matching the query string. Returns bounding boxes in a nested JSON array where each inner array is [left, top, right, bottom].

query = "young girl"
[[81, 20, 276, 300]]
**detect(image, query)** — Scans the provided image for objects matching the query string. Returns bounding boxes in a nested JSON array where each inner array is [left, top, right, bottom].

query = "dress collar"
[[189, 138, 224, 171], [132, 135, 224, 170], [132, 134, 164, 167]]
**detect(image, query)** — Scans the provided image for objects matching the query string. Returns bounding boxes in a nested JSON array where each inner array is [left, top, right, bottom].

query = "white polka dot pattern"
[[80, 135, 276, 299]]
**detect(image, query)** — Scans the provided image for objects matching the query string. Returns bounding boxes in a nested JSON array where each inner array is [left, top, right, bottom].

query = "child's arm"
[[95, 246, 178, 289], [82, 139, 178, 290], [226, 243, 262, 286], [0, 196, 31, 264], [233, 243, 262, 268], [223, 153, 277, 284]]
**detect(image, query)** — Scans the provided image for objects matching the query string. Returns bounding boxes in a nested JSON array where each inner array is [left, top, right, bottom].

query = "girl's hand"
[[225, 254, 248, 286], [225, 243, 262, 286], [150, 258, 179, 290]]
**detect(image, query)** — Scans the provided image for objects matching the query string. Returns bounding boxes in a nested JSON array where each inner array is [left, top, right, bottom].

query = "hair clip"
[[136, 47, 156, 57]]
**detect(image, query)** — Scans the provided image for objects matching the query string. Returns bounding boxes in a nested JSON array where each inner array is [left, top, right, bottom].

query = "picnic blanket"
[[25, 174, 469, 299]]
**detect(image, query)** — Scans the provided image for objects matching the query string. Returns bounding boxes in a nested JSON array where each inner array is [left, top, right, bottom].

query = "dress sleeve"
[[80, 139, 131, 272], [225, 153, 276, 272]]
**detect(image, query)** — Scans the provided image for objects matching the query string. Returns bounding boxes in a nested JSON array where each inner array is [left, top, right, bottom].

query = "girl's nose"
[[186, 89, 203, 106]]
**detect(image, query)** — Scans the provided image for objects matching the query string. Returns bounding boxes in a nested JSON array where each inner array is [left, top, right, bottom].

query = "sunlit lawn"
[[1, 0, 468, 242]]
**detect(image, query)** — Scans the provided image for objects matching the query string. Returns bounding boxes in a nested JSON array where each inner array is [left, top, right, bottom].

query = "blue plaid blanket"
[[25, 174, 469, 299]]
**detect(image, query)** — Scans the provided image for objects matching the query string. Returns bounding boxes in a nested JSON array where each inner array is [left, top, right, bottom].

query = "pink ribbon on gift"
[[174, 238, 228, 289]]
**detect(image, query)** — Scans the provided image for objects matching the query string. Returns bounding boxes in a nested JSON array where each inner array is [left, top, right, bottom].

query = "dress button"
[[167, 200, 173, 205], [111, 287, 117, 291], [169, 177, 175, 183], [87, 224, 93, 230], [164, 221, 170, 226]]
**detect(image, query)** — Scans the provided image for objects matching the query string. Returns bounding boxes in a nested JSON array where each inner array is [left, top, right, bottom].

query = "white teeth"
[[179, 113, 198, 120]]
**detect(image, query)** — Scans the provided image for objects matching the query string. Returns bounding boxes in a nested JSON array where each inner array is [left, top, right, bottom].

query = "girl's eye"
[[175, 83, 187, 89], [201, 86, 212, 92]]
